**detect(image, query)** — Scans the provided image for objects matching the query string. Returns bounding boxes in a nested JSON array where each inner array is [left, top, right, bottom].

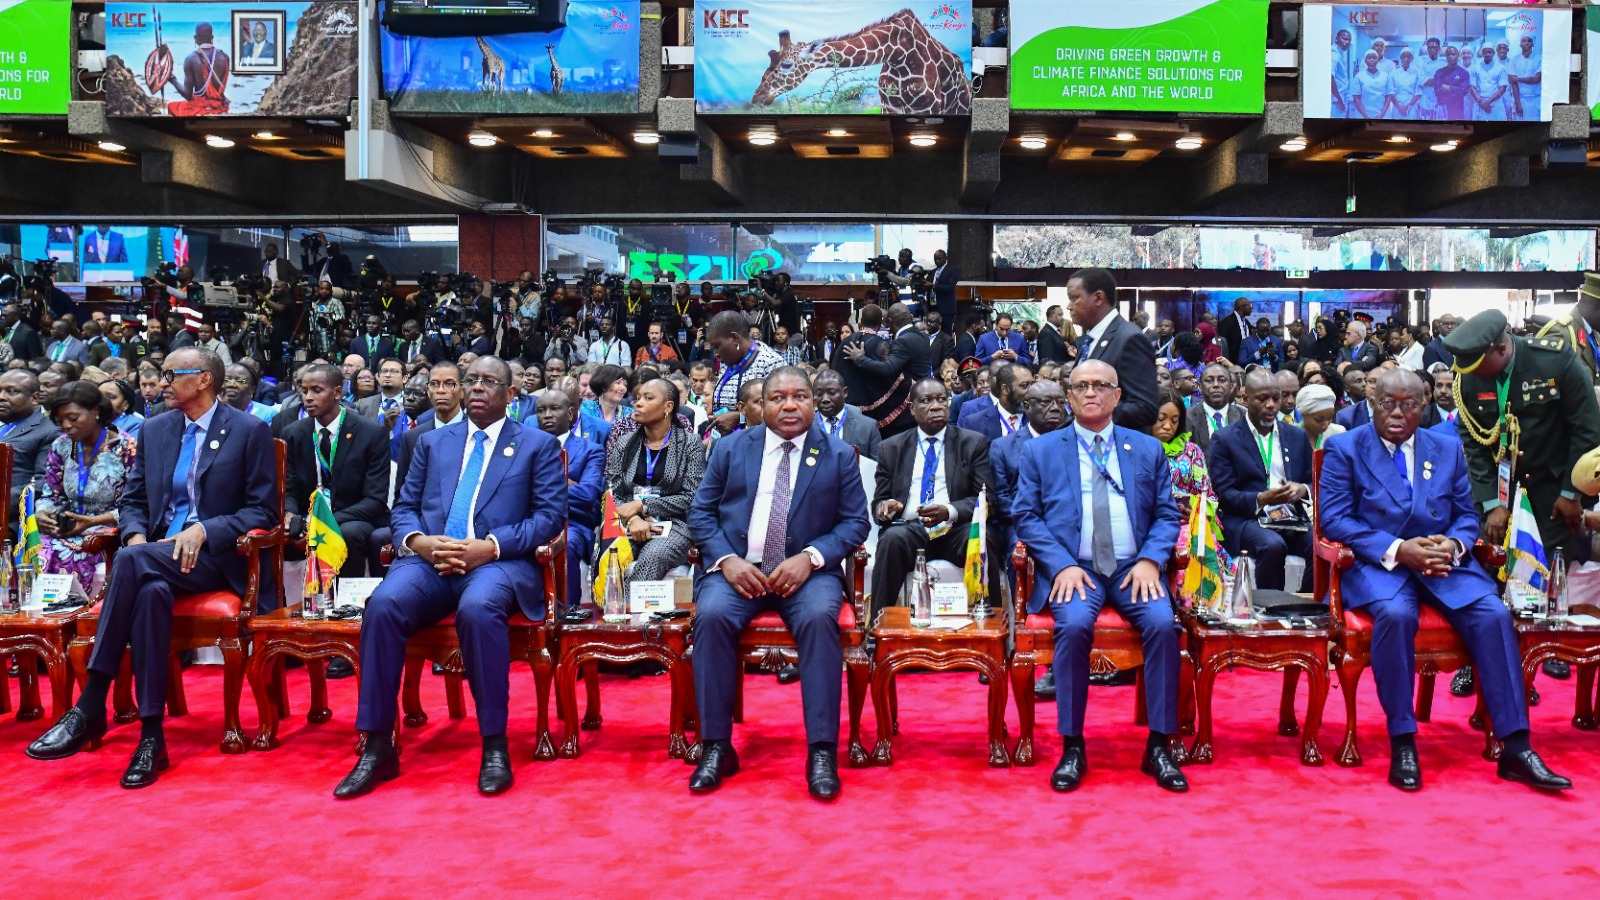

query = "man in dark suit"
[[924, 312, 957, 374], [283, 364, 391, 578], [533, 389, 602, 609], [0, 370, 60, 513], [1014, 359, 1186, 793], [348, 315, 397, 370], [356, 358, 409, 451], [812, 369, 880, 461], [1185, 362, 1245, 453], [395, 360, 464, 506], [259, 242, 298, 284], [954, 316, 985, 363], [395, 320, 447, 368], [1423, 314, 1457, 370], [1209, 369, 1314, 591], [1320, 369, 1569, 792], [958, 362, 1034, 442], [686, 366, 870, 799], [929, 249, 958, 330], [1339, 320, 1382, 372], [1037, 305, 1071, 365], [841, 303, 928, 440], [1, 304, 44, 361], [26, 347, 277, 787], [461, 321, 495, 360], [974, 313, 1032, 366], [83, 226, 128, 264], [988, 380, 1067, 599], [314, 241, 355, 289], [869, 378, 991, 615], [1218, 297, 1253, 366], [337, 356, 567, 799], [1067, 268, 1159, 432]]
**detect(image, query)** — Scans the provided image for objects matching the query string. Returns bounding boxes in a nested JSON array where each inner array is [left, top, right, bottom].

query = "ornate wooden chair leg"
[[1010, 659, 1037, 766], [1416, 670, 1435, 723], [247, 646, 280, 751], [845, 647, 870, 768], [1134, 667, 1148, 726], [1574, 664, 1597, 730], [401, 655, 427, 727], [581, 660, 601, 730], [219, 636, 248, 754], [531, 650, 557, 761], [1278, 668, 1302, 736], [113, 656, 137, 723], [307, 659, 332, 724], [444, 669, 466, 720], [166, 652, 188, 718], [556, 654, 582, 759], [1188, 661, 1218, 765], [45, 649, 72, 722], [1336, 657, 1364, 767], [1301, 661, 1329, 766], [16, 661, 44, 721], [273, 657, 290, 719], [0, 662, 12, 715]]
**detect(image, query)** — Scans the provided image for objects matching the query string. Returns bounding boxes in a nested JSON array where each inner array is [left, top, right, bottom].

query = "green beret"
[[1442, 308, 1508, 364]]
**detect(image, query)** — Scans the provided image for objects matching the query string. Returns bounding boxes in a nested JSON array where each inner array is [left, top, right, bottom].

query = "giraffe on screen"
[[476, 36, 505, 93], [546, 44, 565, 96]]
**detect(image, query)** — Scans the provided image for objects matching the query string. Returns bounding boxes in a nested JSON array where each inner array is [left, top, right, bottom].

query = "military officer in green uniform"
[[1535, 272, 1600, 384]]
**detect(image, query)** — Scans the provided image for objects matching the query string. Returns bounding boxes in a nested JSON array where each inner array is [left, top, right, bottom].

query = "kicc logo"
[[108, 11, 147, 28], [927, 3, 965, 30], [702, 8, 749, 30]]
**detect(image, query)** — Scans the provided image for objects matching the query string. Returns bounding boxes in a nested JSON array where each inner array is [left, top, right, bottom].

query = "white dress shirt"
[[400, 414, 506, 557], [1073, 420, 1134, 562], [1083, 309, 1120, 357], [903, 428, 957, 524]]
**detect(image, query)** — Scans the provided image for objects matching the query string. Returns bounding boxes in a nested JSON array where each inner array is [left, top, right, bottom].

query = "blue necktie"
[[1393, 443, 1410, 499], [165, 422, 201, 539], [920, 436, 938, 504], [445, 431, 489, 540], [1079, 335, 1094, 359]]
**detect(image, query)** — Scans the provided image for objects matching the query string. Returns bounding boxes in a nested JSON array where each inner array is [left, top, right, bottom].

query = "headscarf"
[[1296, 383, 1336, 416], [1196, 321, 1223, 364]]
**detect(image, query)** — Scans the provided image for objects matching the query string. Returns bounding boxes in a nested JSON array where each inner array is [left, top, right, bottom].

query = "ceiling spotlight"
[[1387, 135, 1411, 144], [1112, 132, 1137, 142], [467, 132, 497, 147], [204, 135, 234, 148], [1280, 138, 1308, 152], [826, 128, 849, 137], [97, 141, 126, 152], [532, 128, 554, 138], [1174, 136, 1203, 150], [909, 134, 937, 148], [633, 131, 661, 145], [748, 131, 777, 146], [252, 131, 278, 140], [1019, 136, 1048, 150], [1430, 142, 1458, 153]]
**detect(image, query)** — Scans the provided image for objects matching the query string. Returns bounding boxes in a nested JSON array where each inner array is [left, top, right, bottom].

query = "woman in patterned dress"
[[34, 381, 138, 589], [1152, 387, 1231, 594], [599, 378, 706, 591]]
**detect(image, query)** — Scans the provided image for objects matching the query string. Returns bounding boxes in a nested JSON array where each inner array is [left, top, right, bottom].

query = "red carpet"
[[6, 664, 1600, 896]]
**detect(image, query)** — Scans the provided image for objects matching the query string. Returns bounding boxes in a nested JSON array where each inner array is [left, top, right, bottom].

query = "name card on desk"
[[931, 583, 968, 617], [29, 573, 87, 610], [337, 578, 383, 609], [629, 580, 676, 613]]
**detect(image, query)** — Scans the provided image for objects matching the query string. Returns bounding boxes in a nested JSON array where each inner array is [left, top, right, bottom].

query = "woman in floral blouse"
[[35, 381, 137, 589]]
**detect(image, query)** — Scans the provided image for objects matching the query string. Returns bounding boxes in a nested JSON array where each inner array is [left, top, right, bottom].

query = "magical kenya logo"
[[927, 4, 964, 30], [596, 7, 634, 32]]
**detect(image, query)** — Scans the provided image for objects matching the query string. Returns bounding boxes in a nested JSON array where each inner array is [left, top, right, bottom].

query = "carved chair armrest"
[[1315, 536, 1354, 570], [1011, 541, 1031, 620], [232, 527, 284, 622], [536, 529, 567, 631], [236, 526, 284, 555], [849, 547, 867, 624], [1473, 540, 1506, 571]]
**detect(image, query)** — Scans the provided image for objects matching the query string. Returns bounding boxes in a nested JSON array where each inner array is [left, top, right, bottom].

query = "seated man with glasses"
[[27, 348, 279, 789], [338, 356, 567, 799]]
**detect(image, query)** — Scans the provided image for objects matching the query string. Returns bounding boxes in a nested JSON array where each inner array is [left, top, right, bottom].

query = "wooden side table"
[[246, 605, 362, 751], [555, 611, 692, 759], [869, 606, 1009, 768], [1517, 615, 1600, 735], [1186, 613, 1331, 767], [0, 607, 86, 723]]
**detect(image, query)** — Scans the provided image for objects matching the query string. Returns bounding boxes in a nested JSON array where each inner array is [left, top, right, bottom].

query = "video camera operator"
[[876, 248, 917, 306], [545, 315, 589, 367], [259, 278, 300, 379], [760, 271, 802, 336]]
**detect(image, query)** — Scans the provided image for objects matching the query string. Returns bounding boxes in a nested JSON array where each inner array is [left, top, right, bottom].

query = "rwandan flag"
[[305, 488, 347, 597], [15, 485, 40, 571], [591, 490, 634, 602], [1504, 486, 1549, 592], [1181, 497, 1225, 612], [963, 489, 987, 603]]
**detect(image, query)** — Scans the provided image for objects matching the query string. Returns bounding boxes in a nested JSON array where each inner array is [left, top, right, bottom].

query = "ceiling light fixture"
[[909, 134, 937, 147], [1112, 132, 1137, 142], [1174, 136, 1203, 150], [533, 128, 554, 138], [826, 128, 849, 137], [97, 141, 126, 152], [1430, 142, 1458, 152], [1280, 138, 1308, 152], [633, 131, 661, 144], [748, 130, 777, 146], [1387, 135, 1411, 144], [467, 132, 497, 147], [1019, 136, 1048, 150], [252, 131, 278, 140], [204, 135, 234, 148]]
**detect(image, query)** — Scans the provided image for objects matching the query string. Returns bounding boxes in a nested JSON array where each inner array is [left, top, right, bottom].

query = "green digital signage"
[[1009, 0, 1267, 114], [0, 0, 71, 114]]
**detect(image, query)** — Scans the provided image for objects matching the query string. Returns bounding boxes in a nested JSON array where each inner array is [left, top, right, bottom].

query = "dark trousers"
[[355, 556, 544, 737], [693, 572, 842, 745], [287, 520, 377, 577], [1364, 583, 1529, 738], [566, 523, 594, 609], [1037, 558, 1182, 737], [88, 542, 234, 717], [1229, 521, 1312, 591], [871, 520, 966, 617]]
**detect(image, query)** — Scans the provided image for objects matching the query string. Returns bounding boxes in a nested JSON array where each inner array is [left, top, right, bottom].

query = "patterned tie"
[[1090, 436, 1116, 577], [164, 422, 201, 539], [445, 431, 489, 540], [920, 436, 938, 504], [1079, 335, 1094, 359], [761, 441, 795, 575], [1213, 411, 1224, 431], [1393, 442, 1411, 501]]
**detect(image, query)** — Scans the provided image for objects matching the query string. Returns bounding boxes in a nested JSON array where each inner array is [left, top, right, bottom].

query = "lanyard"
[[598, 340, 613, 361], [643, 430, 670, 482], [75, 428, 107, 514], [648, 344, 661, 362], [819, 410, 844, 439], [0, 419, 20, 439], [1254, 427, 1277, 478], [920, 438, 944, 504], [1076, 434, 1125, 496], [998, 408, 1020, 436], [1581, 323, 1600, 373], [51, 341, 65, 361], [367, 335, 378, 356], [715, 344, 759, 409], [314, 411, 345, 480]]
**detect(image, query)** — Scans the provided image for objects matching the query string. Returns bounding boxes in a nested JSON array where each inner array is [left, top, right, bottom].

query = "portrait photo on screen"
[[233, 10, 286, 74], [78, 225, 151, 284]]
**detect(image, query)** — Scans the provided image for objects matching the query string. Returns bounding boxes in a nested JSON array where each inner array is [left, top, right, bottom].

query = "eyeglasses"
[[159, 369, 202, 383], [463, 376, 504, 389], [1069, 381, 1119, 396], [427, 380, 460, 390], [222, 377, 250, 386], [1375, 398, 1424, 414]]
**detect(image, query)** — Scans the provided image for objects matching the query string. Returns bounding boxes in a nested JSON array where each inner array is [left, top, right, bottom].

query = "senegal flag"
[[305, 488, 347, 596], [15, 485, 41, 571], [591, 490, 634, 602], [1181, 497, 1225, 612], [963, 488, 987, 603]]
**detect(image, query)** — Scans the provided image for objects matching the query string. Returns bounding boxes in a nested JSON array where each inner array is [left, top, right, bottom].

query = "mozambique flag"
[[15, 485, 40, 571], [591, 490, 635, 602], [1181, 497, 1225, 612], [305, 488, 347, 596], [963, 488, 987, 603]]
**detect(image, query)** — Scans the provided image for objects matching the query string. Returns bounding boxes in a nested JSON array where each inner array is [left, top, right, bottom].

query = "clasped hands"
[[1049, 560, 1164, 606], [721, 555, 812, 600], [874, 500, 949, 528], [1396, 535, 1458, 578], [615, 499, 656, 543], [406, 534, 497, 576]]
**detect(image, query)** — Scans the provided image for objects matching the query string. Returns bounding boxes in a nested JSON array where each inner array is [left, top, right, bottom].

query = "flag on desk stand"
[[1181, 497, 1225, 613], [592, 490, 634, 602], [1504, 486, 1549, 593], [963, 488, 987, 604], [15, 486, 40, 571], [305, 488, 347, 597]]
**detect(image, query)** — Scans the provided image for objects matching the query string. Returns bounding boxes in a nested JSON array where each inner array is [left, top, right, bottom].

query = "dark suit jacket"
[[834, 332, 887, 418], [820, 405, 881, 461], [989, 426, 1037, 526], [1081, 314, 1160, 431], [167, 330, 196, 352], [961, 400, 1026, 443], [121, 404, 278, 603], [1423, 337, 1454, 370], [1335, 400, 1373, 431], [283, 412, 390, 530], [348, 334, 397, 370], [929, 331, 957, 374], [1207, 418, 1314, 548], [955, 332, 979, 362], [872, 426, 991, 527], [562, 434, 604, 535], [1339, 340, 1382, 372], [0, 409, 60, 510], [394, 417, 438, 506], [975, 330, 1032, 366], [851, 326, 931, 427], [6, 323, 43, 362], [84, 231, 127, 263], [1218, 312, 1252, 366], [687, 424, 869, 580], [930, 262, 958, 311], [1037, 323, 1070, 365], [463, 335, 494, 358], [1185, 401, 1244, 453]]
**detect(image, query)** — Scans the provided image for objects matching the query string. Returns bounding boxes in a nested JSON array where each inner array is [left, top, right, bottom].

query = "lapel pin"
[[209, 440, 220, 450], [503, 447, 515, 457], [1423, 471, 1432, 480], [805, 457, 816, 467], [1122, 443, 1131, 451], [1423, 460, 1433, 470]]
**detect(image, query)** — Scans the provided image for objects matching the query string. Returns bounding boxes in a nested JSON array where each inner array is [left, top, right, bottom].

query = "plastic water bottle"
[[0, 542, 14, 614], [603, 547, 628, 623], [910, 550, 933, 628], [1228, 552, 1256, 623], [15, 565, 34, 613], [1548, 556, 1569, 621]]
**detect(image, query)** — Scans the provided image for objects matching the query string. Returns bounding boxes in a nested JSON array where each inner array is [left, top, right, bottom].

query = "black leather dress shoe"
[[1388, 745, 1422, 792], [325, 657, 355, 679], [1034, 672, 1056, 699], [1140, 745, 1188, 793], [334, 747, 400, 798], [1498, 749, 1572, 791], [1091, 669, 1138, 687], [121, 738, 169, 789], [1050, 745, 1086, 792], [26, 707, 107, 760], [1542, 659, 1571, 680], [690, 742, 739, 793], [776, 664, 801, 685], [807, 746, 841, 801], [1529, 685, 1541, 707], [478, 747, 514, 795], [1450, 665, 1475, 697]]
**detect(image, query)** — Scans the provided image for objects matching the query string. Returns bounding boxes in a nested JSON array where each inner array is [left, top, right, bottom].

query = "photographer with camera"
[[760, 272, 802, 336], [589, 316, 631, 367], [875, 249, 917, 307], [260, 279, 302, 379], [545, 316, 589, 367], [1237, 317, 1284, 372]]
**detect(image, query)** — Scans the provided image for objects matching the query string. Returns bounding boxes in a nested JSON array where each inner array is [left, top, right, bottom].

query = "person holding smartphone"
[[34, 381, 140, 591]]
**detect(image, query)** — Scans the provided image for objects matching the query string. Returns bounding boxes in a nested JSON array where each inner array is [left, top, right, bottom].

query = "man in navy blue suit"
[[1320, 369, 1569, 792], [533, 388, 603, 610], [990, 380, 1068, 601], [348, 315, 397, 369], [1209, 369, 1315, 591], [959, 363, 1034, 443], [1335, 367, 1373, 431], [337, 356, 567, 799], [1015, 360, 1186, 793], [27, 347, 278, 788], [686, 366, 870, 800], [974, 313, 1033, 366]]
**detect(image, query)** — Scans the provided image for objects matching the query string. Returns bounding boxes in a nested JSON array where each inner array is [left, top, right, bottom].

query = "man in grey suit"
[[1338, 319, 1382, 372], [356, 358, 408, 423], [0, 370, 61, 514], [1184, 362, 1245, 453], [811, 369, 880, 461]]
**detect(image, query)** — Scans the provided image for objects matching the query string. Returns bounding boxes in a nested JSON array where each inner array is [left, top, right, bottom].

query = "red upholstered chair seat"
[[748, 604, 856, 631], [1342, 604, 1454, 634], [1024, 608, 1133, 632], [172, 591, 243, 619]]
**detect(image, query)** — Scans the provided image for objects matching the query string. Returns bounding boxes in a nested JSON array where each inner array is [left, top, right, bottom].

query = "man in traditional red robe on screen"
[[167, 23, 231, 116]]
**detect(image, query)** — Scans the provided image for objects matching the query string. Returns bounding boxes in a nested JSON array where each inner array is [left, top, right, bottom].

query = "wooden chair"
[[1307, 449, 1495, 767], [1009, 542, 1195, 767], [68, 439, 287, 754], [682, 546, 872, 768]]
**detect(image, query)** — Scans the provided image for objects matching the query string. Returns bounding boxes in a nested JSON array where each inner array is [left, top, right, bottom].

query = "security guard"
[[1535, 272, 1600, 384]]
